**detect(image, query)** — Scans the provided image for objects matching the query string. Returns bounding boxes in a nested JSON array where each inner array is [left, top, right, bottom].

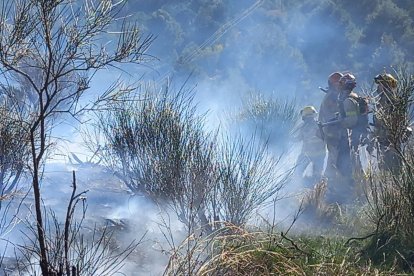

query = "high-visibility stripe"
[[346, 111, 358, 116]]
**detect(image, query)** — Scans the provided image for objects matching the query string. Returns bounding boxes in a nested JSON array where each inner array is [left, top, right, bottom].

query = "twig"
[[344, 233, 375, 246], [280, 231, 310, 256]]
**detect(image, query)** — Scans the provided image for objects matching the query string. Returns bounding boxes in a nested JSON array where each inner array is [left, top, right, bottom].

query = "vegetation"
[[93, 86, 217, 232], [1, 0, 414, 275], [122, 0, 414, 103], [0, 0, 152, 274], [362, 69, 414, 272], [92, 86, 289, 232], [230, 91, 299, 152], [164, 224, 398, 275], [0, 102, 30, 198]]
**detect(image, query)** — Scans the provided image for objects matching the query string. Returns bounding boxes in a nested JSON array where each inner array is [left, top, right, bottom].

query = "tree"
[[0, 0, 153, 274]]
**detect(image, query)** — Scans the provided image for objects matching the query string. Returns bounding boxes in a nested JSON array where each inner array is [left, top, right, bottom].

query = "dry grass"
[[164, 224, 305, 276], [163, 223, 400, 276], [300, 179, 344, 228]]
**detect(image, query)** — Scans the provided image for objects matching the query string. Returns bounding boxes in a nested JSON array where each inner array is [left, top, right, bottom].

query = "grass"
[[164, 223, 403, 276]]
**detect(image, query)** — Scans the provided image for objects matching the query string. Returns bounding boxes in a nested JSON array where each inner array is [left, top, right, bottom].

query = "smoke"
[[1, 162, 187, 275], [2, 0, 414, 274], [136, 0, 413, 99]]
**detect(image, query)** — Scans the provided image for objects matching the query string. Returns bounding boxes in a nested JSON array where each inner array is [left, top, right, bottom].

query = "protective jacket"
[[293, 117, 326, 186], [339, 92, 360, 128], [318, 89, 341, 143], [294, 119, 326, 157]]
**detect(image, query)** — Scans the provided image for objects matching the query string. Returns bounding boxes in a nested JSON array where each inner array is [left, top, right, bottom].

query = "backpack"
[[339, 93, 370, 130], [355, 96, 369, 116], [351, 95, 370, 132]]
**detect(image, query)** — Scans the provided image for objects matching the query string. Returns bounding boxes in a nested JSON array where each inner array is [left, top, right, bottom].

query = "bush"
[[95, 86, 217, 230], [0, 102, 30, 197], [230, 91, 299, 152], [94, 84, 291, 232], [363, 68, 414, 271], [215, 135, 290, 226], [364, 148, 414, 271]]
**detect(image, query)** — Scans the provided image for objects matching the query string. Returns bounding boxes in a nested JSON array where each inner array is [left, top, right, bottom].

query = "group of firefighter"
[[294, 71, 412, 204]]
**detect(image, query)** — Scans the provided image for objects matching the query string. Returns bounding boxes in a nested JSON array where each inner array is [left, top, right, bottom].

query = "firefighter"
[[294, 106, 326, 186], [372, 73, 411, 172], [338, 73, 369, 177], [318, 72, 343, 184], [321, 73, 361, 204]]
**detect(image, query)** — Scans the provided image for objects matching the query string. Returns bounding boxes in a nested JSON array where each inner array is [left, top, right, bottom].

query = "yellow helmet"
[[374, 73, 397, 89], [300, 106, 317, 118]]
